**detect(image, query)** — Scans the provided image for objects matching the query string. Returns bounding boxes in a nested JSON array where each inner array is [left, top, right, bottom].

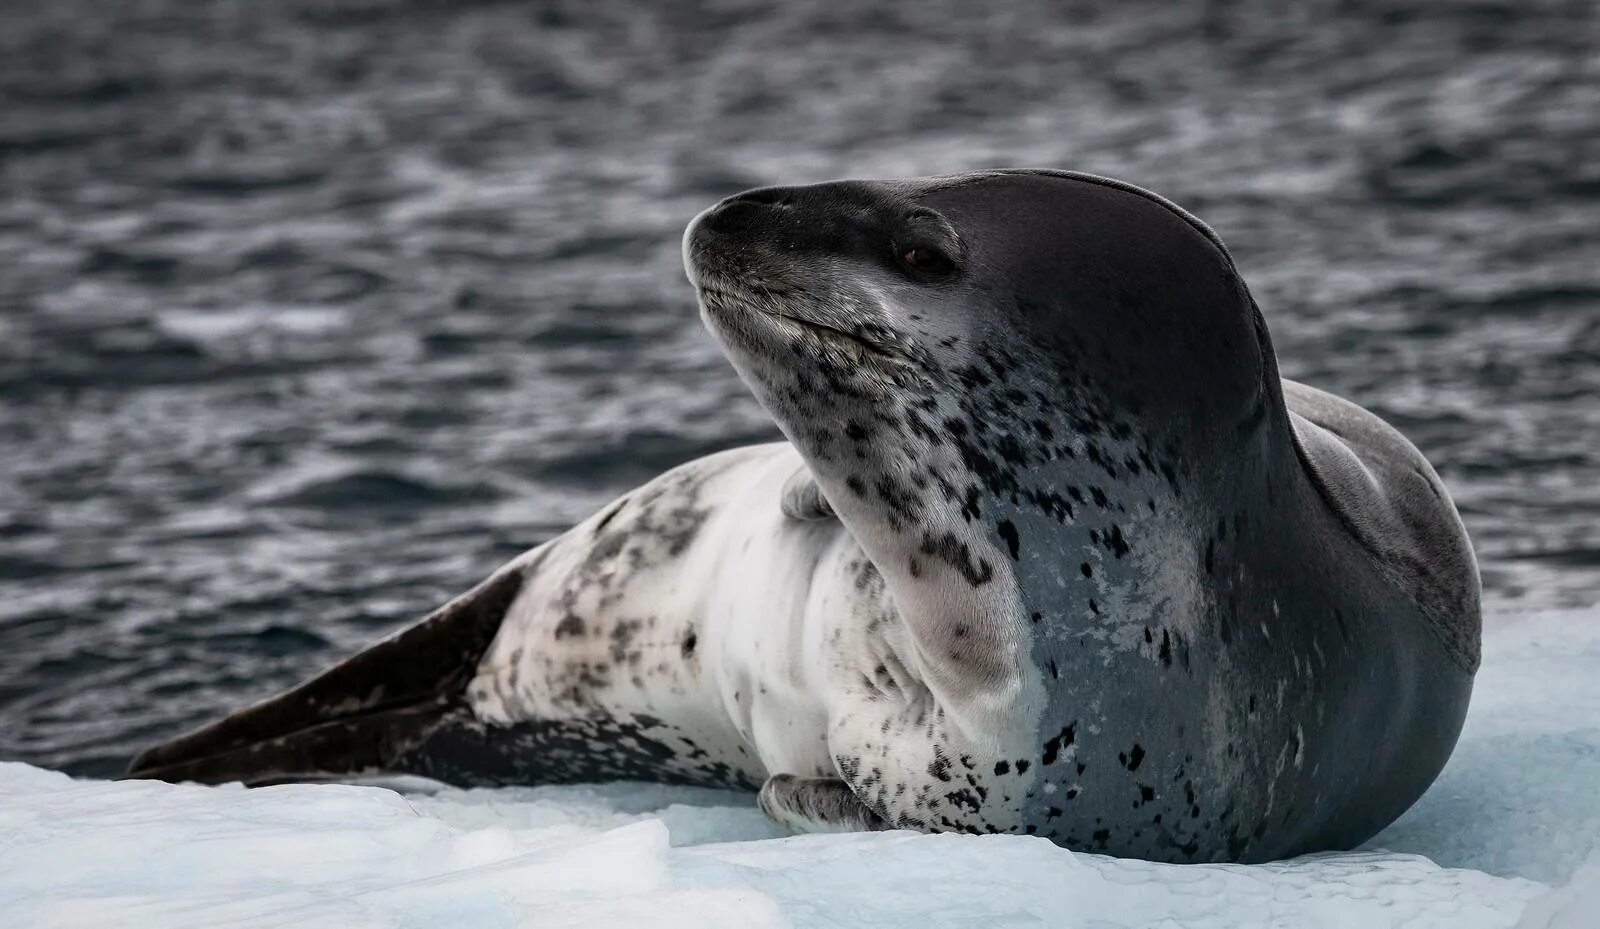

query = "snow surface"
[[3, 608, 1597, 929]]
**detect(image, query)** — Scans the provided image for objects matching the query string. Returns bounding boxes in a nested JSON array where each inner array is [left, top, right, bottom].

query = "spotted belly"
[[466, 443, 859, 790]]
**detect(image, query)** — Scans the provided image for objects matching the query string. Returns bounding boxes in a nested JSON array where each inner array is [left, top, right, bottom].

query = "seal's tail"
[[124, 569, 525, 786]]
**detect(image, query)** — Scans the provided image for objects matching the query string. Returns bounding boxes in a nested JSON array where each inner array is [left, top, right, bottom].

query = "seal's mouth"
[[693, 271, 909, 367]]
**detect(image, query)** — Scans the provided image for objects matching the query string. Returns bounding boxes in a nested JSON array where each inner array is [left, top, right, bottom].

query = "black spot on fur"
[[997, 520, 1020, 560], [1042, 724, 1076, 765], [918, 530, 994, 586]]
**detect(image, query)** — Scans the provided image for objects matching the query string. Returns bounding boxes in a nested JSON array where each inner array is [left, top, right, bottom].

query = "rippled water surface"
[[1, 0, 1596, 776]]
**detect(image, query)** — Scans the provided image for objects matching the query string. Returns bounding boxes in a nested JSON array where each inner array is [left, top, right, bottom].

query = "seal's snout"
[[682, 185, 801, 291]]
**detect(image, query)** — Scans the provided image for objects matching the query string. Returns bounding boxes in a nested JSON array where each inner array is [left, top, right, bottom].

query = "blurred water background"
[[0, 0, 1595, 777]]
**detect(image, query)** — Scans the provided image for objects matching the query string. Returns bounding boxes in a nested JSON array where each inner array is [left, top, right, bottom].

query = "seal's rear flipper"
[[125, 569, 525, 786]]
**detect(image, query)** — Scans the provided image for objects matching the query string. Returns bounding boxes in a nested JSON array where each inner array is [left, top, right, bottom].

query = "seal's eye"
[[898, 244, 956, 278]]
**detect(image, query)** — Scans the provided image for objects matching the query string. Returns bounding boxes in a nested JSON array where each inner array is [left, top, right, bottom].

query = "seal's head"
[[685, 170, 1271, 424]]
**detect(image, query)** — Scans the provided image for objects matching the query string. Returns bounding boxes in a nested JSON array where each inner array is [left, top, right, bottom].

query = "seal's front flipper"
[[125, 569, 525, 786], [758, 774, 887, 833], [781, 467, 835, 521]]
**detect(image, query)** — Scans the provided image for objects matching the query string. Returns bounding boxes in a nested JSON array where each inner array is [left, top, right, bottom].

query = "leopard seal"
[[127, 170, 1481, 864]]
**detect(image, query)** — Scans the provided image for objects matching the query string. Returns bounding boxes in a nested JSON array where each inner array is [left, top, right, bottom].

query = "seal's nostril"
[[700, 199, 765, 236], [700, 185, 794, 237], [731, 186, 792, 207]]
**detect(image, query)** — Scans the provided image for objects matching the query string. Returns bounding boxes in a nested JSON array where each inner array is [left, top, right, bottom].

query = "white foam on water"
[[2, 607, 1595, 929]]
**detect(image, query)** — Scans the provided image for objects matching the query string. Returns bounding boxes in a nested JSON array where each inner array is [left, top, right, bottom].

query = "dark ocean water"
[[1, 0, 1596, 778]]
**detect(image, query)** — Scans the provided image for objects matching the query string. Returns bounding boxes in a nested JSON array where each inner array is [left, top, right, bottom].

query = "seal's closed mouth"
[[765, 310, 894, 356], [694, 276, 906, 365]]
